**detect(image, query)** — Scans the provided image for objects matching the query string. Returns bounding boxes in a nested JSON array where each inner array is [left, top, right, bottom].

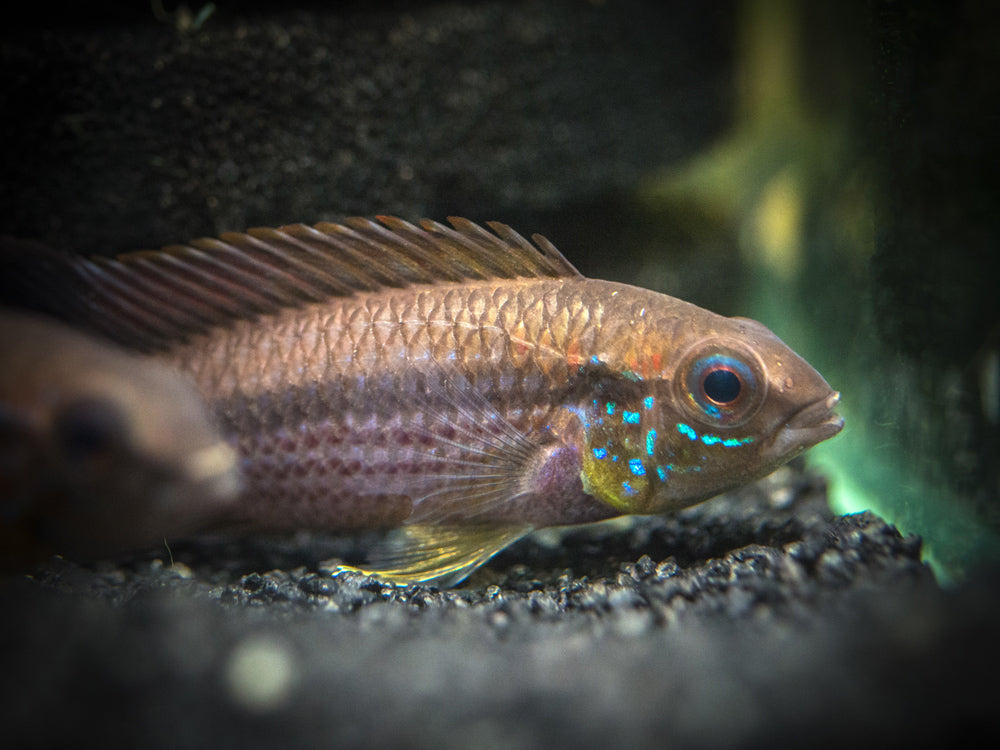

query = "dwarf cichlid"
[[0, 310, 240, 568], [6, 217, 842, 584]]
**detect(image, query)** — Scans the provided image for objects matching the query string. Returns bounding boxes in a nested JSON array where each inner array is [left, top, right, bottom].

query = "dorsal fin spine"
[[101, 257, 222, 333], [131, 254, 253, 320], [190, 237, 316, 305], [255, 225, 375, 294], [345, 217, 451, 285], [370, 216, 466, 282], [296, 223, 398, 290], [155, 249, 277, 314], [74, 261, 173, 348], [175, 244, 301, 308], [57, 216, 583, 352], [417, 218, 516, 278], [212, 232, 330, 301], [246, 226, 364, 296]]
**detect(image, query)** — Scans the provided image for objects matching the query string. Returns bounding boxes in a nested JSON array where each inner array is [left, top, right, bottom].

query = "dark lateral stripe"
[[211, 360, 648, 443], [213, 375, 554, 437]]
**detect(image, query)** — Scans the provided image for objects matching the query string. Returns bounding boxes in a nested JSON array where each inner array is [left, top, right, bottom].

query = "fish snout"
[[762, 391, 844, 461]]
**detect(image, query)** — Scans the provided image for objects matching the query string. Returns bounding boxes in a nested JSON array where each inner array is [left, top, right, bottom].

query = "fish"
[[0, 309, 240, 568], [2, 217, 843, 584]]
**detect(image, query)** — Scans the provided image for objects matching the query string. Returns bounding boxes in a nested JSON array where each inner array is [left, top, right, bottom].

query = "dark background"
[[2, 1, 999, 747]]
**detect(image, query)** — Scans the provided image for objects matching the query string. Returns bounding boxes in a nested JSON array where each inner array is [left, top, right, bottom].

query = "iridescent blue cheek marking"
[[606, 402, 617, 416], [628, 459, 646, 476], [593, 447, 607, 460], [622, 481, 637, 496], [703, 435, 755, 447], [676, 422, 754, 447], [656, 465, 669, 481], [646, 428, 657, 456], [643, 396, 655, 410], [623, 410, 640, 425], [677, 422, 698, 441]]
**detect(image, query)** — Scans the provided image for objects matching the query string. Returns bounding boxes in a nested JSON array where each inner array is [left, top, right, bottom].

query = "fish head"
[[49, 361, 242, 537], [575, 315, 842, 515], [0, 314, 241, 563]]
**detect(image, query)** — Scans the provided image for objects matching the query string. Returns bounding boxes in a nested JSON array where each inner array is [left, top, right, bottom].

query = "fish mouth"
[[762, 391, 844, 461]]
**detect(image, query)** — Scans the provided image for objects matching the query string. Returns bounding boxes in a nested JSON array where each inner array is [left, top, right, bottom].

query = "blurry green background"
[[640, 0, 1000, 583]]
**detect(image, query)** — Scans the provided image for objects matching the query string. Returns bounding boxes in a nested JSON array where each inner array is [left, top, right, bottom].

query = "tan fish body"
[[8, 218, 842, 584], [0, 310, 240, 568]]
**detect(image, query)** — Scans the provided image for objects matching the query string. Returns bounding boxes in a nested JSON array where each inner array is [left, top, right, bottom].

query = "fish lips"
[[762, 391, 844, 461]]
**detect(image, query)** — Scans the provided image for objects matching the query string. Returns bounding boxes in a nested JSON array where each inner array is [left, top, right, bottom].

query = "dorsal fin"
[[21, 217, 583, 353]]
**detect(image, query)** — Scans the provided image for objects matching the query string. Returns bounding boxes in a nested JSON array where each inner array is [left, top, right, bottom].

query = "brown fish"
[[6, 218, 842, 584], [0, 310, 239, 568]]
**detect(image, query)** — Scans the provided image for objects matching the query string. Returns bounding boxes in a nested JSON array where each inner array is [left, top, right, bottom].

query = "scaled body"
[[5, 218, 842, 583]]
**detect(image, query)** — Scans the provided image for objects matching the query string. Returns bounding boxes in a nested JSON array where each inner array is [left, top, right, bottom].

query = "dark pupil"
[[703, 369, 742, 404]]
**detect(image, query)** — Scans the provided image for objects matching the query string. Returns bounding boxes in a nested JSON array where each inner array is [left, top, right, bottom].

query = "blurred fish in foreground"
[[4, 218, 841, 585], [0, 310, 240, 568]]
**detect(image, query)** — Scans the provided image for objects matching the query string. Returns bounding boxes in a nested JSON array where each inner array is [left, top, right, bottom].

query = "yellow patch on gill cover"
[[576, 397, 659, 515], [580, 449, 651, 515]]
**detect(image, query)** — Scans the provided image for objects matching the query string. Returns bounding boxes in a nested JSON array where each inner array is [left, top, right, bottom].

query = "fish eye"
[[53, 397, 128, 465], [676, 345, 766, 428], [702, 367, 742, 404]]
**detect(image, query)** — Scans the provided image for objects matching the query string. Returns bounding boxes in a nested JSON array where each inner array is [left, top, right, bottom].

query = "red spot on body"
[[566, 340, 581, 367]]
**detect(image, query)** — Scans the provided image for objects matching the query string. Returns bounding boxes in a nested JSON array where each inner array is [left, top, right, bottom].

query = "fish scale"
[[161, 278, 732, 525], [1, 217, 842, 584]]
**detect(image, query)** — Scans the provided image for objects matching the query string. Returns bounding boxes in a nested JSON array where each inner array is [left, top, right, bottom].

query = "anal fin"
[[326, 523, 532, 587]]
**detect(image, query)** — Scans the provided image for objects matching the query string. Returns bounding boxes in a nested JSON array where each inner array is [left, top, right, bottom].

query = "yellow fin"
[[328, 523, 532, 587]]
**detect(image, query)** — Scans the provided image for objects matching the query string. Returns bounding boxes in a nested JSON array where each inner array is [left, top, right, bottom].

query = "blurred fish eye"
[[53, 397, 128, 465], [677, 345, 765, 428]]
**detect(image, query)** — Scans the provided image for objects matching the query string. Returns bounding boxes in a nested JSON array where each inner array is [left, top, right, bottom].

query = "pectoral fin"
[[327, 523, 532, 587]]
